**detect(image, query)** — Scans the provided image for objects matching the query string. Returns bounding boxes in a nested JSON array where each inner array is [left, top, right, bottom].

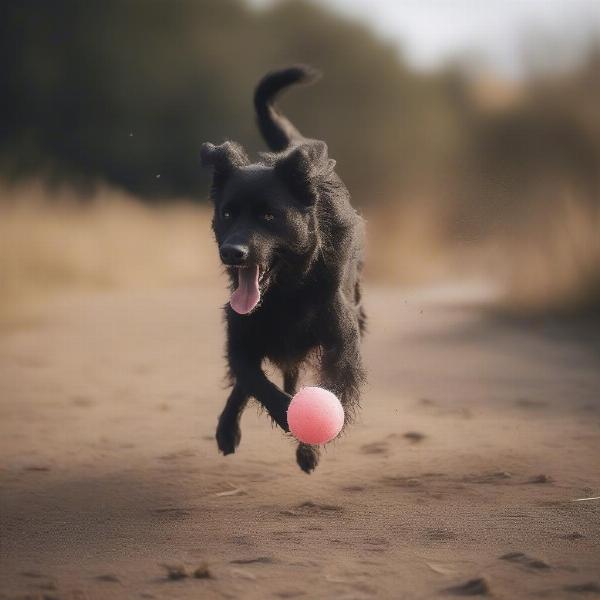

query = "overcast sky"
[[249, 0, 600, 78]]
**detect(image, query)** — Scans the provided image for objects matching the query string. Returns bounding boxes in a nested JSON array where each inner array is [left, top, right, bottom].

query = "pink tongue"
[[230, 265, 260, 315]]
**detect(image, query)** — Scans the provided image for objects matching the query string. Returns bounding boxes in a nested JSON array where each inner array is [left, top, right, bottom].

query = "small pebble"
[[162, 564, 187, 580], [193, 563, 212, 579]]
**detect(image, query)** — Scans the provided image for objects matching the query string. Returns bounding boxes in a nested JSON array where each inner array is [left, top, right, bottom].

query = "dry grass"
[[1, 181, 599, 326], [0, 182, 219, 325], [497, 198, 600, 315], [364, 199, 460, 284], [364, 193, 600, 317]]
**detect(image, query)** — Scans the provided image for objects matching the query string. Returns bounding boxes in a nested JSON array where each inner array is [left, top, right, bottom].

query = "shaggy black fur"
[[201, 65, 366, 473]]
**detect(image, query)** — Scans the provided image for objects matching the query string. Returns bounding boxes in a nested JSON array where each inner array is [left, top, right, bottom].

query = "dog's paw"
[[216, 420, 241, 455], [296, 444, 320, 474]]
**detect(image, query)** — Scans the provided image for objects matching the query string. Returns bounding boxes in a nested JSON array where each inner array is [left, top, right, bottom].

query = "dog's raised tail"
[[254, 65, 320, 152]]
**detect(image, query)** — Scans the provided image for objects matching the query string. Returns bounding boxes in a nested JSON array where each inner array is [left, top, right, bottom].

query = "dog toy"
[[287, 386, 344, 445]]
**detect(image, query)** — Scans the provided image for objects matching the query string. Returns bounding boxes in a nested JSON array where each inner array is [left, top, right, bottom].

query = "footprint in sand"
[[419, 398, 437, 406], [20, 571, 45, 579], [381, 475, 422, 488], [386, 431, 427, 443], [515, 398, 548, 409], [427, 528, 457, 541], [442, 577, 490, 596], [527, 474, 553, 484], [463, 471, 512, 484], [94, 574, 121, 583], [22, 464, 51, 472], [500, 552, 550, 570], [230, 556, 274, 565], [271, 530, 305, 544], [328, 537, 351, 547], [361, 537, 390, 554], [280, 501, 343, 517], [562, 532, 584, 540], [158, 562, 211, 581], [151, 507, 193, 519], [156, 449, 196, 461], [71, 394, 95, 407], [27, 580, 57, 592], [341, 485, 366, 493], [360, 441, 389, 455], [417, 398, 471, 418], [564, 582, 600, 594]]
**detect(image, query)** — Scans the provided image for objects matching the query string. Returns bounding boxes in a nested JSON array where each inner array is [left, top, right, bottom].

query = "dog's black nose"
[[220, 243, 249, 265]]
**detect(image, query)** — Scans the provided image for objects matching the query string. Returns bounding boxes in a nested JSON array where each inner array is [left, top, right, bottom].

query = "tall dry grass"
[[365, 199, 461, 284], [1, 182, 599, 326], [364, 191, 600, 317], [0, 182, 219, 324], [496, 198, 600, 315]]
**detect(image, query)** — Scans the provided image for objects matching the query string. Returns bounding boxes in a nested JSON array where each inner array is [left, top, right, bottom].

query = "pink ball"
[[287, 386, 345, 445]]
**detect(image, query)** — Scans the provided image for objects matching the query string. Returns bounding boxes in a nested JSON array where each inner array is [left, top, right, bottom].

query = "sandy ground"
[[1, 283, 599, 599]]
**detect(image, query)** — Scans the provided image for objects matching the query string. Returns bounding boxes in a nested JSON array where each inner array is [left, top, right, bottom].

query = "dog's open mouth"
[[230, 264, 274, 315]]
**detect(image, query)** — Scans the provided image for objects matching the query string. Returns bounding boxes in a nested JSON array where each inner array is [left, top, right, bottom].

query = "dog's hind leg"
[[283, 364, 321, 473], [319, 298, 366, 422], [216, 385, 248, 455], [296, 443, 320, 474]]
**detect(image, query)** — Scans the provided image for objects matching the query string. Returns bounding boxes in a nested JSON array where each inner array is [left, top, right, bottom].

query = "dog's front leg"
[[283, 366, 320, 474], [230, 355, 291, 432], [216, 385, 248, 455]]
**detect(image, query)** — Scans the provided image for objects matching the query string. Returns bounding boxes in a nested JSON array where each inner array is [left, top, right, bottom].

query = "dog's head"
[[201, 140, 335, 314]]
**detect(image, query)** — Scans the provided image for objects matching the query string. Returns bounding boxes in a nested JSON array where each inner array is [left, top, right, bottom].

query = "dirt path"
[[1, 284, 599, 599]]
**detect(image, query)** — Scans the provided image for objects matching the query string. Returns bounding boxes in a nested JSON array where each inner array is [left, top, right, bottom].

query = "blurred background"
[[2, 0, 600, 322]]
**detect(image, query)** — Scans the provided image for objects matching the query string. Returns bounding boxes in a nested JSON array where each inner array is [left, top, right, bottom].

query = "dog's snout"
[[220, 243, 249, 265]]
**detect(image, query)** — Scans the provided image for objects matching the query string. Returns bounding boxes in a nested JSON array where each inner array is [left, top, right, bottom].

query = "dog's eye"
[[222, 209, 232, 220], [261, 212, 275, 222]]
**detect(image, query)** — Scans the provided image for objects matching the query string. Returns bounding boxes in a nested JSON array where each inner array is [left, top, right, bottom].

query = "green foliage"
[[1, 0, 599, 224], [0, 0, 465, 202]]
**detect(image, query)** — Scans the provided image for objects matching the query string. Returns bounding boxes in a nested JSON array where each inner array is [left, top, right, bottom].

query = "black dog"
[[201, 65, 366, 473]]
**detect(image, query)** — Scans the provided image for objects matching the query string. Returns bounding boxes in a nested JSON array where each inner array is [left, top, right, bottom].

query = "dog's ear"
[[275, 142, 336, 206], [201, 141, 250, 176]]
